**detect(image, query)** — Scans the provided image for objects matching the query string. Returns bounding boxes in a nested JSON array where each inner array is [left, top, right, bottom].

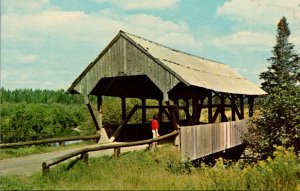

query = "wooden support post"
[[165, 101, 179, 131], [174, 99, 180, 123], [248, 96, 254, 117], [97, 95, 109, 143], [239, 95, 244, 119], [185, 98, 190, 124], [42, 164, 49, 174], [231, 94, 236, 121], [212, 106, 220, 123], [162, 108, 172, 120], [97, 96, 103, 129], [59, 141, 65, 146], [192, 97, 198, 125], [114, 148, 121, 158], [80, 152, 89, 164], [158, 100, 163, 124], [220, 93, 228, 122], [108, 105, 138, 142], [142, 99, 146, 125], [87, 103, 100, 131], [197, 99, 203, 123], [208, 92, 213, 123], [121, 97, 126, 121]]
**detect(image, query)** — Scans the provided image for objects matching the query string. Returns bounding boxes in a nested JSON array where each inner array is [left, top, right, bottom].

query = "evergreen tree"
[[259, 17, 300, 93], [246, 17, 300, 159]]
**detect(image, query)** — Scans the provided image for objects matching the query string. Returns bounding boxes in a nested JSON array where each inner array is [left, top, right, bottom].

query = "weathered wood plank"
[[180, 119, 248, 161]]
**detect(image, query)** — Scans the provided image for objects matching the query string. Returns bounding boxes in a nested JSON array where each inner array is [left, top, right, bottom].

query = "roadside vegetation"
[[0, 145, 299, 190]]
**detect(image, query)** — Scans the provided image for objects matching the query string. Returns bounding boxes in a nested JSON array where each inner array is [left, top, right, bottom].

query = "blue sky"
[[1, 0, 300, 90]]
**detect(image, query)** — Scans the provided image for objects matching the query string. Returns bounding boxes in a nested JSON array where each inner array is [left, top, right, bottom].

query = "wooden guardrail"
[[0, 134, 100, 149], [42, 130, 179, 173]]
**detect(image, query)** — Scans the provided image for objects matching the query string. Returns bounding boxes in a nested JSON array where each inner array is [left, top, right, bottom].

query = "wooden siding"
[[180, 119, 248, 161], [73, 36, 180, 97]]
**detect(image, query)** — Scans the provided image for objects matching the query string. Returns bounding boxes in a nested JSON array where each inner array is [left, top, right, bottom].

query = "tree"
[[246, 17, 300, 159], [259, 17, 300, 93]]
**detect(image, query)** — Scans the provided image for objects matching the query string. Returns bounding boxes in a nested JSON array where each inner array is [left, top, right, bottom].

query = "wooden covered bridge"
[[67, 31, 266, 161]]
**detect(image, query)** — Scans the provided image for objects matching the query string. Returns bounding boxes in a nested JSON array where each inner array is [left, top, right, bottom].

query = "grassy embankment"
[[0, 145, 299, 190]]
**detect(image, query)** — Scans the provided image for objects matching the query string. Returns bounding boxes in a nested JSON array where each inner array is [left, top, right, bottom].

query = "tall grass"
[[0, 145, 299, 190]]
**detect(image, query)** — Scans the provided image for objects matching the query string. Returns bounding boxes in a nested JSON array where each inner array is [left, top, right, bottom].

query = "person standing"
[[151, 115, 159, 147]]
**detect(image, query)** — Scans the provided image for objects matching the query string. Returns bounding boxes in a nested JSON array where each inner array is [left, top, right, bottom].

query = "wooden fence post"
[[59, 141, 65, 146], [80, 152, 89, 164], [42, 163, 50, 174], [114, 148, 121, 158]]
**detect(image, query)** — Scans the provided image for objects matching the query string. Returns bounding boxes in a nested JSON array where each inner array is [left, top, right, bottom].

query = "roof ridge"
[[121, 30, 226, 66]]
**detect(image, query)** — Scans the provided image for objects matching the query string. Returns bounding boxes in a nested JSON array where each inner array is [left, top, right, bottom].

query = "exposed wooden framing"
[[165, 101, 179, 130], [212, 106, 220, 123], [108, 105, 138, 142], [197, 99, 204, 123], [208, 92, 213, 123], [231, 94, 236, 121], [162, 108, 172, 120], [239, 95, 244, 119], [220, 93, 228, 122], [158, 100, 163, 124], [121, 97, 126, 121], [141, 99, 146, 125], [87, 103, 100, 131], [192, 97, 198, 125], [185, 98, 190, 124], [173, 99, 180, 122], [234, 105, 243, 120], [197, 104, 237, 108], [97, 96, 103, 129], [248, 96, 254, 117]]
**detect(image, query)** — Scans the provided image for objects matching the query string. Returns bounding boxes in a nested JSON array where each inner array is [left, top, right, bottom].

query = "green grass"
[[0, 145, 299, 190], [0, 141, 95, 160]]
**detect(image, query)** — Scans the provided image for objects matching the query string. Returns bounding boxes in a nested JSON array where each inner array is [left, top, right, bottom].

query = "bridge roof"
[[67, 30, 266, 97]]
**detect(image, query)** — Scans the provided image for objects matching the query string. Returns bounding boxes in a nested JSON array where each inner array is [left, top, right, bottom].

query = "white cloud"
[[22, 55, 39, 63], [217, 0, 300, 26], [212, 31, 274, 52], [1, 0, 50, 13], [1, 5, 197, 89], [215, 0, 300, 52], [92, 0, 180, 10]]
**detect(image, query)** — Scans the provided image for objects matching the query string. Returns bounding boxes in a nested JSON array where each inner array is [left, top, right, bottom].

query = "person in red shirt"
[[151, 115, 159, 147]]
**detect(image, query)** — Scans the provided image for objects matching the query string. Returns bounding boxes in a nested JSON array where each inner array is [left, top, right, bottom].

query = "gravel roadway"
[[0, 144, 149, 176]]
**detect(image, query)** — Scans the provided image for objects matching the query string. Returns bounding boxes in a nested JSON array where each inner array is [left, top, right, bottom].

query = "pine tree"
[[259, 17, 300, 93], [246, 17, 300, 159]]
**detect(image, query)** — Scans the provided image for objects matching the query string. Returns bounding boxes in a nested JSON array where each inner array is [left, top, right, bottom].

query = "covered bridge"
[[67, 31, 266, 160]]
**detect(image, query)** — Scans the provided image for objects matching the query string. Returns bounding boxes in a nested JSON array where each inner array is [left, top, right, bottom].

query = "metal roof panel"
[[124, 31, 266, 95]]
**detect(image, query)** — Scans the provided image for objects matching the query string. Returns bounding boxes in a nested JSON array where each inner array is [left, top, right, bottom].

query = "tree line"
[[0, 87, 90, 105]]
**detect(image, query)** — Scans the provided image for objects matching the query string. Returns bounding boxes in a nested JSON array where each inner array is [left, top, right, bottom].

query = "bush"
[[246, 85, 300, 159], [0, 103, 93, 143]]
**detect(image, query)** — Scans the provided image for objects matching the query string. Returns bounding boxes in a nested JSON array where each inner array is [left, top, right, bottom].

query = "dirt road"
[[0, 144, 148, 176]]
